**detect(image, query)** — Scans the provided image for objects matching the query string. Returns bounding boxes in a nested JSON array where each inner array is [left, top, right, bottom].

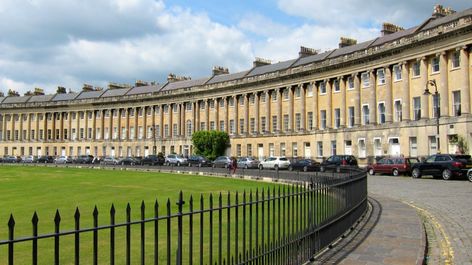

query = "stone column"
[[369, 71, 377, 124], [93, 110, 98, 140], [300, 84, 306, 131], [233, 96, 238, 135], [326, 79, 332, 128], [27, 113, 31, 141], [313, 82, 319, 129], [460, 46, 470, 114], [101, 109, 105, 140], [288, 86, 294, 132], [215, 98, 220, 131], [19, 114, 24, 141], [439, 51, 449, 116], [159, 105, 164, 138], [401, 62, 410, 121], [385, 66, 393, 123], [109, 109, 114, 140], [194, 102, 199, 132], [254, 92, 259, 133], [169, 104, 173, 138], [52, 112, 56, 141], [266, 91, 271, 133], [205, 99, 210, 130], [224, 97, 229, 133], [340, 77, 347, 127], [277, 89, 282, 132], [176, 103, 181, 137], [245, 94, 249, 135], [420, 57, 430, 119]]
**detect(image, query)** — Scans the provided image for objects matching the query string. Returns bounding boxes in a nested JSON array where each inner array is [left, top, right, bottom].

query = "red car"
[[367, 157, 419, 176]]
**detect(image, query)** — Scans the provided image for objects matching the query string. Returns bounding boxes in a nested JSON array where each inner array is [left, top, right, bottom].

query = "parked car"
[[141, 155, 165, 166], [411, 154, 472, 180], [3, 155, 20, 163], [188, 155, 212, 167], [320, 155, 358, 172], [74, 155, 94, 164], [212, 156, 232, 168], [55, 156, 72, 164], [165, 154, 187, 166], [288, 159, 321, 172], [467, 168, 472, 182], [118, 157, 138, 166], [37, 156, 55, 163], [101, 156, 119, 165], [22, 155, 37, 163], [237, 157, 260, 169], [367, 157, 419, 176], [258, 157, 291, 170]]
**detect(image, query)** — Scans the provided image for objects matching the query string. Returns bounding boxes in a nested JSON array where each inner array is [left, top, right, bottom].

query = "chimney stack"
[[339, 37, 357, 48], [212, 66, 229, 76], [253, 57, 271, 67], [299, 46, 319, 58], [381, 22, 404, 36], [432, 4, 456, 18], [167, 73, 191, 83]]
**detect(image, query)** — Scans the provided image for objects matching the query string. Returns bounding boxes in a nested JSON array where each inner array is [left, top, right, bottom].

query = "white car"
[[258, 157, 291, 170], [467, 168, 472, 182], [165, 154, 188, 166]]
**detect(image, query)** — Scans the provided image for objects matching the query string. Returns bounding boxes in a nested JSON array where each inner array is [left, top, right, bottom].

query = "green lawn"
[[0, 165, 292, 264]]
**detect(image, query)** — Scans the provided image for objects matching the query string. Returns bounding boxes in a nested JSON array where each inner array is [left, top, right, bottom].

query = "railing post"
[[74, 208, 80, 265], [154, 200, 159, 265], [93, 206, 98, 265], [54, 210, 61, 265], [176, 191, 185, 265], [8, 214, 15, 265], [32, 212, 38, 265], [110, 204, 116, 265], [126, 203, 131, 265], [141, 201, 145, 265]]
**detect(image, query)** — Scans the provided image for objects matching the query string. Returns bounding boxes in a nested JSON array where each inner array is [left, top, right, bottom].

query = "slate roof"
[[292, 51, 333, 67], [76, 90, 105, 100], [246, 59, 297, 77], [2, 96, 31, 104], [206, 71, 250, 85], [160, 77, 210, 92], [0, 97, 5, 103], [52, 93, 79, 101], [422, 8, 472, 31], [126, 84, 162, 95], [28, 94, 55, 103], [101, 88, 131, 98]]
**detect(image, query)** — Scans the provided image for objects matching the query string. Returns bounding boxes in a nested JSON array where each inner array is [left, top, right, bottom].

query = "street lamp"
[[424, 79, 440, 154]]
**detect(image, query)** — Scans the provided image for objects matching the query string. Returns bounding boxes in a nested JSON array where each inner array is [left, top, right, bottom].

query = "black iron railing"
[[0, 171, 367, 265]]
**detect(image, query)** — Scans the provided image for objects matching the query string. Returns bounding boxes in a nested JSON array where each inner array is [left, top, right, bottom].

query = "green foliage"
[[449, 134, 469, 154], [192, 130, 229, 160]]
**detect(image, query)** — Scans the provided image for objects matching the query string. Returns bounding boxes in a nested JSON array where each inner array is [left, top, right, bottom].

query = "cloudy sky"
[[0, 0, 469, 95]]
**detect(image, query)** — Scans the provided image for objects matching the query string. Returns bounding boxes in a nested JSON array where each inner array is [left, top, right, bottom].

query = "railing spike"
[[74, 207, 80, 220], [8, 214, 15, 228], [110, 203, 116, 215], [54, 209, 61, 223], [93, 205, 98, 217], [32, 211, 39, 224]]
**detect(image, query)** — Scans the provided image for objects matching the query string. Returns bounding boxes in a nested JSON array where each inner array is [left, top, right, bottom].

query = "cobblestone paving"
[[368, 175, 472, 265]]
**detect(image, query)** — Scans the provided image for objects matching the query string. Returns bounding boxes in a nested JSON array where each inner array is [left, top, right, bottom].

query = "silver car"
[[55, 156, 72, 164], [258, 156, 291, 170], [22, 155, 37, 163], [101, 156, 119, 165], [165, 154, 188, 166], [237, 157, 260, 169]]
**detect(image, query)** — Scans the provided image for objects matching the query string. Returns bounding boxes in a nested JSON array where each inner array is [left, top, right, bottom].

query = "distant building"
[[0, 5, 471, 163]]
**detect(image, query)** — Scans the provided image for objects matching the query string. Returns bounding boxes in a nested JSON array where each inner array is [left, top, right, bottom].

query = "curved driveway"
[[368, 175, 472, 264]]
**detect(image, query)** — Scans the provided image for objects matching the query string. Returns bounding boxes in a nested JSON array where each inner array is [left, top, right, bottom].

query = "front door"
[[389, 138, 401, 156], [304, 143, 311, 159], [258, 144, 264, 160]]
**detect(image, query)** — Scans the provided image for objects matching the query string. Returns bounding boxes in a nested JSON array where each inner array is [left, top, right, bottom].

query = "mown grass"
[[0, 165, 294, 264]]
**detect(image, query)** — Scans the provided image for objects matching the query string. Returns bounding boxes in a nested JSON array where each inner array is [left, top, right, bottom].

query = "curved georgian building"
[[1, 6, 471, 163]]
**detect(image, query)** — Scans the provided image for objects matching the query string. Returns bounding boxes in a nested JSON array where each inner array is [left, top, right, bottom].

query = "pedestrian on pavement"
[[232, 157, 237, 174]]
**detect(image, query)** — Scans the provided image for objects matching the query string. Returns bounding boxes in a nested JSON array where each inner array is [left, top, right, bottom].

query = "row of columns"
[[1, 46, 471, 142]]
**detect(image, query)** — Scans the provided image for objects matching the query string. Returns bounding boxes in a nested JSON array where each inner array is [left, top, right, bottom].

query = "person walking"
[[232, 157, 237, 174]]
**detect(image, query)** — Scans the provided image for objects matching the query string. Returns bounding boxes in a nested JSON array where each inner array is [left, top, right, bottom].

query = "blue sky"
[[0, 0, 469, 95]]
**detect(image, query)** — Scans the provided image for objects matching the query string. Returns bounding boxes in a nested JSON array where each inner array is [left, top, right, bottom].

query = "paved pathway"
[[368, 175, 472, 265]]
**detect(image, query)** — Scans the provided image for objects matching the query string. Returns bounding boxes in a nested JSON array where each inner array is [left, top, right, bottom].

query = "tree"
[[192, 131, 230, 161], [57, 86, 67, 94], [450, 135, 469, 154]]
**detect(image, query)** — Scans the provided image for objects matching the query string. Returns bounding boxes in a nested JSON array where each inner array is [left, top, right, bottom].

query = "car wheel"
[[320, 166, 325, 172], [259, 164, 263, 170], [392, 168, 399, 177], [411, 168, 421, 178], [442, 169, 452, 180], [177, 162, 181, 167], [121, 162, 125, 166], [245, 164, 248, 169], [468, 171, 472, 182], [288, 166, 293, 171], [368, 168, 375, 176], [274, 165, 279, 170], [303, 166, 308, 172]]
